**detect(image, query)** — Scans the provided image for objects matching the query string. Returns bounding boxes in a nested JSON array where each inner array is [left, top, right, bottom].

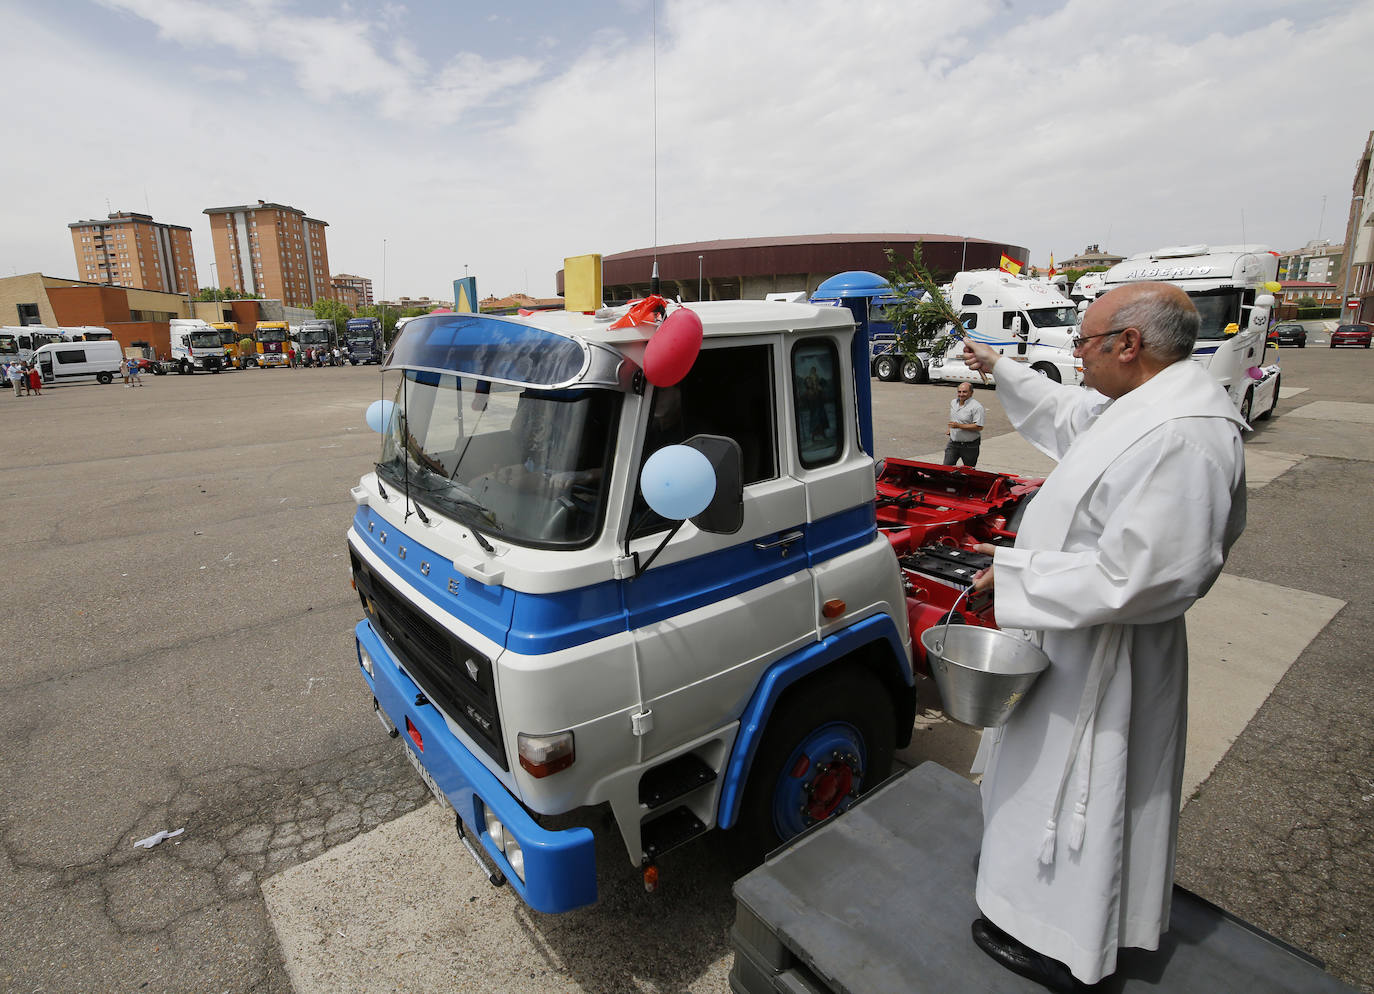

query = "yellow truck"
[[254, 321, 291, 368], [212, 322, 244, 368]]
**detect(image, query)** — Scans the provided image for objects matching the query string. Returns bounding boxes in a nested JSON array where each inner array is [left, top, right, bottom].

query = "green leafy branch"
[[881, 246, 967, 361]]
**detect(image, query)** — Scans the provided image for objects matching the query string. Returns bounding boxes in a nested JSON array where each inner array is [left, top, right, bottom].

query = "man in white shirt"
[[943, 382, 985, 466], [960, 282, 1246, 991]]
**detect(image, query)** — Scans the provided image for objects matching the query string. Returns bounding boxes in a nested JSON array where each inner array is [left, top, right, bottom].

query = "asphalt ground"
[[1, 325, 1371, 993]]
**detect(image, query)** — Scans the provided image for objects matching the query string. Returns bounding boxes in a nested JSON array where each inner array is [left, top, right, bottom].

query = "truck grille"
[[350, 549, 507, 770]]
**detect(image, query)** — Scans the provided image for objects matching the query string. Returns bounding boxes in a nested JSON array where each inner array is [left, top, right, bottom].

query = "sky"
[[2, 0, 1372, 301]]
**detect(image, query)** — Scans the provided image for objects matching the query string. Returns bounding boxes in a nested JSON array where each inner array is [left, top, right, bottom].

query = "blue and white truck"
[[348, 290, 1038, 912]]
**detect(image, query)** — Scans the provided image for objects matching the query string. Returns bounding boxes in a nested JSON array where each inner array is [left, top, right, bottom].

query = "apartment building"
[[1277, 239, 1343, 283], [68, 211, 198, 293], [204, 200, 333, 307], [331, 273, 373, 310]]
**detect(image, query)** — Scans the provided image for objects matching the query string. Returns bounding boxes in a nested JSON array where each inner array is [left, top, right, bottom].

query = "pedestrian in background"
[[8, 360, 27, 396], [943, 381, 985, 466], [28, 363, 42, 395]]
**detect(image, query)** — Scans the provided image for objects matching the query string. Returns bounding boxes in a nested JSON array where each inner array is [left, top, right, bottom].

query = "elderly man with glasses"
[[958, 281, 1248, 992]]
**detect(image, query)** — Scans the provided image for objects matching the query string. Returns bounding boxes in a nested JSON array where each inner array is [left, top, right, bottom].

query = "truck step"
[[639, 753, 717, 810], [641, 805, 708, 863]]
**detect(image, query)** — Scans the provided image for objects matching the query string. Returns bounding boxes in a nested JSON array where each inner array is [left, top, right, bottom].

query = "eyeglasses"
[[1071, 327, 1129, 350]]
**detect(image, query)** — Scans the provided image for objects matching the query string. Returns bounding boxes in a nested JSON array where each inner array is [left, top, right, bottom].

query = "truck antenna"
[[651, 0, 659, 292]]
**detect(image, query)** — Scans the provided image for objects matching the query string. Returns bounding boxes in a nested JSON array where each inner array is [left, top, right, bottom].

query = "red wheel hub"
[[805, 761, 855, 821]]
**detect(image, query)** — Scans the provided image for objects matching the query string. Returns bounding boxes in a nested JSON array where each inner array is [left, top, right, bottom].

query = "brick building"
[[331, 273, 373, 310], [204, 200, 333, 308], [68, 211, 198, 293]]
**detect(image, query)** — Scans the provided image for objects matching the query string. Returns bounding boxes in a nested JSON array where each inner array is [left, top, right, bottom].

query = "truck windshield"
[[1026, 306, 1078, 329], [0, 336, 17, 356], [259, 329, 289, 343], [1188, 290, 1244, 341], [300, 330, 330, 345], [190, 332, 221, 349], [217, 330, 236, 346], [376, 370, 620, 548]]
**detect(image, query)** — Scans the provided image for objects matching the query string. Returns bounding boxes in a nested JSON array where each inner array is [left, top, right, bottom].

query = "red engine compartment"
[[874, 458, 1043, 672]]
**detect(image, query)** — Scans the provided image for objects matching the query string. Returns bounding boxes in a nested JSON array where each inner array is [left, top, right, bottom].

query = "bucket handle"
[[931, 584, 974, 658]]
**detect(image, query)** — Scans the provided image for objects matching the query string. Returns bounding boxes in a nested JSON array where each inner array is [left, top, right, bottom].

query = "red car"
[[1330, 323, 1372, 348]]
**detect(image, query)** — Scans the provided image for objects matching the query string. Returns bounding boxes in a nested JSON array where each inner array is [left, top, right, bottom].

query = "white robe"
[[973, 357, 1247, 984]]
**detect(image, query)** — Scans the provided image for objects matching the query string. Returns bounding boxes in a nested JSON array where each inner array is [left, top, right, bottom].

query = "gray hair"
[[1105, 284, 1198, 362]]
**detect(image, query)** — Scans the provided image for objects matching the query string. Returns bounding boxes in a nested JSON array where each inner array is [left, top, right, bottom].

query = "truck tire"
[[731, 666, 895, 864], [900, 358, 927, 384], [97, 372, 113, 385], [874, 355, 898, 381], [1031, 362, 1061, 382], [180, 361, 192, 375]]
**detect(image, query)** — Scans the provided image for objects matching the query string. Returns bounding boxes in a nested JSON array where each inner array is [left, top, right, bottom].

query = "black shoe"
[[971, 918, 1089, 993]]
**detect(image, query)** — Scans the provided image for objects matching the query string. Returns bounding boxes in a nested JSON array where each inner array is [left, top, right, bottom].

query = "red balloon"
[[643, 307, 703, 387]]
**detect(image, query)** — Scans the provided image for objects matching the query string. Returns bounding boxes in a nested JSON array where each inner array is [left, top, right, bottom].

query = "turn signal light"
[[822, 599, 846, 619], [518, 731, 575, 778]]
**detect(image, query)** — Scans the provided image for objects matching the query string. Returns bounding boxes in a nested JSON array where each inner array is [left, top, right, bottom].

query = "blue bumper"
[[355, 620, 597, 912]]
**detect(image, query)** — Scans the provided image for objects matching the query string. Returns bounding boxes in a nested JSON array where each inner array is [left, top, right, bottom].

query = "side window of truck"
[[629, 344, 776, 537], [791, 340, 842, 469], [57, 349, 85, 364]]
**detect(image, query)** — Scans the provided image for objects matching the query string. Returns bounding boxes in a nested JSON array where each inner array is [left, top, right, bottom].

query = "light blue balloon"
[[366, 399, 396, 433], [640, 445, 716, 521]]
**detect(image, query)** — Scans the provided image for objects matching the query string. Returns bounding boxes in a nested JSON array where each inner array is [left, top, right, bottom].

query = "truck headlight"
[[358, 645, 374, 677], [503, 838, 525, 882], [483, 806, 506, 850]]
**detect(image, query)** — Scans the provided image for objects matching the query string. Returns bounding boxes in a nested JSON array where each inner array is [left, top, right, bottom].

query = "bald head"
[[1094, 282, 1199, 364]]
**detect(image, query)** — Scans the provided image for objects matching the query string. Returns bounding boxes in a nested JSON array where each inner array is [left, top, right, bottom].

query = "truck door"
[[39, 352, 53, 384], [625, 342, 814, 761]]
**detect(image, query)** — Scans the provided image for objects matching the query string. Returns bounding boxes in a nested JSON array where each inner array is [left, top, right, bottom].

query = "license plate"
[[404, 740, 453, 812]]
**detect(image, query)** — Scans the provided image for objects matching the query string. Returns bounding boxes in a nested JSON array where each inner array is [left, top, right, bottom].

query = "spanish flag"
[[999, 253, 1024, 276]]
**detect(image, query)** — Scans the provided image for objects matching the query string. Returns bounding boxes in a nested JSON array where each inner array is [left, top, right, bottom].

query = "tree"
[[314, 298, 353, 336], [881, 246, 963, 362], [194, 287, 263, 301]]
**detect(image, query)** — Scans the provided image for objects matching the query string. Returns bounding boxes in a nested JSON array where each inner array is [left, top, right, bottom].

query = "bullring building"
[[556, 233, 1031, 303]]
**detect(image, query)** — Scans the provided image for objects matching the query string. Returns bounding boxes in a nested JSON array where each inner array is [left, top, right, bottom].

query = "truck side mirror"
[[685, 434, 744, 534]]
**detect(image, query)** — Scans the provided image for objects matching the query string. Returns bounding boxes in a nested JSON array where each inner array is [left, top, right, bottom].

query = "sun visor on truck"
[[385, 313, 590, 388]]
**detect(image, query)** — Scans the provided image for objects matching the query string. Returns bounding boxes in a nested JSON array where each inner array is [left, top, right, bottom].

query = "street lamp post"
[[1344, 194, 1365, 312], [698, 255, 704, 301]]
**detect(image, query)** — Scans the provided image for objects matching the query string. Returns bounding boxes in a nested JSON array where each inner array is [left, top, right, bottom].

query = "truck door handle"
[[754, 530, 804, 555]]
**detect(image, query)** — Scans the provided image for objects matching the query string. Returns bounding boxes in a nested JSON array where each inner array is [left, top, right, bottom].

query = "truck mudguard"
[[715, 613, 911, 831]]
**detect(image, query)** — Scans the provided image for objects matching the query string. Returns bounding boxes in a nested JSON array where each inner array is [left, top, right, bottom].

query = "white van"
[[32, 340, 125, 385]]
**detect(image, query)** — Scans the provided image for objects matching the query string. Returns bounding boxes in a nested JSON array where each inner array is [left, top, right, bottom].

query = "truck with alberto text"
[[349, 272, 1048, 912], [1100, 244, 1281, 423]]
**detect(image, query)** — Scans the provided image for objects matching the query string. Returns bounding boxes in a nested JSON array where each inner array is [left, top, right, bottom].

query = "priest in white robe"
[[960, 281, 1248, 990]]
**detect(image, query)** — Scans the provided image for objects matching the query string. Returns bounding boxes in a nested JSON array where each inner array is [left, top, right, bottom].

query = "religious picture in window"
[[793, 341, 842, 468]]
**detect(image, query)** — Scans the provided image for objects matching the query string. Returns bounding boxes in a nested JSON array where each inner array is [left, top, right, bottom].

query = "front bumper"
[[355, 619, 597, 912]]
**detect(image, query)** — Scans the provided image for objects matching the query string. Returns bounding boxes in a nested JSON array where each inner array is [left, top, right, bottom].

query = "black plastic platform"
[[731, 762, 1356, 994]]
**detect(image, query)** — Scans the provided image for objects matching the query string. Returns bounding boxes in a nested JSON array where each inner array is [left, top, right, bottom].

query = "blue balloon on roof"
[[813, 271, 892, 300]]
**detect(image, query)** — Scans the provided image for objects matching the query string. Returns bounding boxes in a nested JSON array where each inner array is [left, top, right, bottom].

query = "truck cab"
[[928, 270, 1084, 385], [1101, 244, 1281, 423], [345, 317, 383, 364], [169, 318, 226, 374], [254, 321, 291, 367], [350, 301, 915, 912]]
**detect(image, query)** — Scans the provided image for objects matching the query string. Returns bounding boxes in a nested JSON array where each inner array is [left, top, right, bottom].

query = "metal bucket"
[[919, 588, 1049, 727]]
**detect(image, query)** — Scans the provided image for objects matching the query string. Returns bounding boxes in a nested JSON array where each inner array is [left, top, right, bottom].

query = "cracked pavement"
[[2, 349, 1372, 993]]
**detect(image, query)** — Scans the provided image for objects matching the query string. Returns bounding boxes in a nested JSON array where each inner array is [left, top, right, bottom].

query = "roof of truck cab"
[[499, 298, 854, 347]]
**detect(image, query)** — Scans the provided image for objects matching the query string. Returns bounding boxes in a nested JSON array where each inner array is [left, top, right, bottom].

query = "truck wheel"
[[901, 358, 927, 384], [97, 372, 113, 385], [1240, 389, 1253, 423], [180, 361, 192, 375], [1031, 362, 1061, 383], [1258, 375, 1279, 421], [874, 356, 898, 381], [731, 666, 895, 864]]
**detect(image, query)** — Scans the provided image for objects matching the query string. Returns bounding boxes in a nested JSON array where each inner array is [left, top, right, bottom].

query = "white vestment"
[[972, 357, 1247, 984]]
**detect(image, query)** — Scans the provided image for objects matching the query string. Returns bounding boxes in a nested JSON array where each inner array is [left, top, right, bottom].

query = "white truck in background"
[[1100, 244, 1281, 423], [927, 270, 1083, 385], [168, 318, 228, 374]]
